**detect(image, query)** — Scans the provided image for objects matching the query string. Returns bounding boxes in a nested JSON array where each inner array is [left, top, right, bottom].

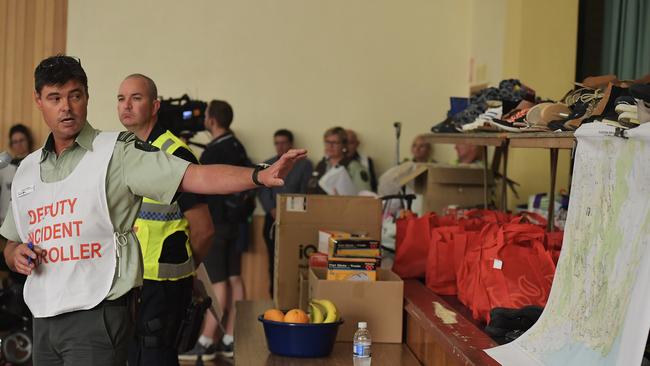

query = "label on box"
[[329, 238, 381, 258], [286, 196, 307, 212], [327, 257, 378, 281]]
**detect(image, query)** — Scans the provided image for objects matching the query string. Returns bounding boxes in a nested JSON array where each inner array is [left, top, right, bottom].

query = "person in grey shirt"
[[258, 129, 312, 295]]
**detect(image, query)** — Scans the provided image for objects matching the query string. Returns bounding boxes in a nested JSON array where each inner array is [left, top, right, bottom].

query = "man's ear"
[[33, 90, 43, 111], [152, 99, 160, 117]]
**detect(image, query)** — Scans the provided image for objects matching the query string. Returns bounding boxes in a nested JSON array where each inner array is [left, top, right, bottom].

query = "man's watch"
[[252, 163, 271, 186]]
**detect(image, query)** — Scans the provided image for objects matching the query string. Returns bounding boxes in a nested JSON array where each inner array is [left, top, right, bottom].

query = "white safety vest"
[[11, 132, 119, 318]]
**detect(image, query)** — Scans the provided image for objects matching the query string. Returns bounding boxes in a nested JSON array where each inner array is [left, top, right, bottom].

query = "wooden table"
[[403, 280, 499, 366], [234, 300, 421, 366]]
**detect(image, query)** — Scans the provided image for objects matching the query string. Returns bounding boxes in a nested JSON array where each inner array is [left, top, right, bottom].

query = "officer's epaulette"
[[117, 131, 135, 143]]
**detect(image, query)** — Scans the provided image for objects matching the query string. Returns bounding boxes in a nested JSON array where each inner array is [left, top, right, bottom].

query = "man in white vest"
[[0, 55, 306, 366]]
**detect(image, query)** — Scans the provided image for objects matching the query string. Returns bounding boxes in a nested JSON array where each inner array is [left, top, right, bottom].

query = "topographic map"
[[486, 123, 650, 365]]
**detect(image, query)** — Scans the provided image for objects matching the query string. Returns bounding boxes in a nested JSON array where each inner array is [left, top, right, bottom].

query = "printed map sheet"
[[486, 123, 650, 365]]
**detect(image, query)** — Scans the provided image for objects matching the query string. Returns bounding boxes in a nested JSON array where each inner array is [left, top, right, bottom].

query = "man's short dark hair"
[[125, 73, 158, 100], [274, 129, 294, 143], [34, 55, 88, 95], [207, 100, 234, 129]]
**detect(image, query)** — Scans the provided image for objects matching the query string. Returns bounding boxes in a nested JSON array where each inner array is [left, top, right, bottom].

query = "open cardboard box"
[[399, 163, 493, 214], [309, 267, 404, 343], [274, 194, 382, 310]]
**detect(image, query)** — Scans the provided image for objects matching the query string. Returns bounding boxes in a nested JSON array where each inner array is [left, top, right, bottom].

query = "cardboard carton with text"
[[274, 195, 381, 309]]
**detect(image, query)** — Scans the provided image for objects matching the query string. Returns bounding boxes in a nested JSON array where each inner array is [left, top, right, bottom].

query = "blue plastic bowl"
[[258, 315, 344, 358]]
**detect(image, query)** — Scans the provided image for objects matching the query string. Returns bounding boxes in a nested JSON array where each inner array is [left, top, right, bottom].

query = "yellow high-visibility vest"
[[135, 130, 195, 281]]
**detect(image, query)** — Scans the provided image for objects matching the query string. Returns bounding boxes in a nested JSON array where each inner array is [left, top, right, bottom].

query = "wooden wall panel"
[[0, 0, 67, 153], [241, 214, 272, 301]]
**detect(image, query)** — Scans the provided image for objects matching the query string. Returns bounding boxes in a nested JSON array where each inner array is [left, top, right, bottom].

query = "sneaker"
[[217, 339, 234, 358], [461, 101, 502, 131], [178, 342, 217, 362]]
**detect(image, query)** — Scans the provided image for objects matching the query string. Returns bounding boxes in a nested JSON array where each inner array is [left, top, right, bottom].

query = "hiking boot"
[[178, 342, 217, 362]]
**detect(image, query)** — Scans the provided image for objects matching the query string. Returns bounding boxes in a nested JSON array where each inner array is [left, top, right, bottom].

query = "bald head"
[[411, 135, 432, 162], [346, 129, 359, 158], [124, 73, 158, 101], [117, 73, 161, 140]]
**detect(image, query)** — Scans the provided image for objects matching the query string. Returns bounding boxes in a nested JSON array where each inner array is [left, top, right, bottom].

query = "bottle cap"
[[358, 322, 367, 329]]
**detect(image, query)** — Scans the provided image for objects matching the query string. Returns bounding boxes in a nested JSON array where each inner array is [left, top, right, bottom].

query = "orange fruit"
[[263, 308, 285, 322], [283, 309, 309, 324]]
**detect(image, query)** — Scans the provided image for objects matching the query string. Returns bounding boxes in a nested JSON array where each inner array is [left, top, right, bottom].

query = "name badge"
[[17, 185, 35, 198]]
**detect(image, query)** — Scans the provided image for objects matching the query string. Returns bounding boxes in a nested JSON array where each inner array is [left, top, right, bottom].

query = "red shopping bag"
[[393, 213, 436, 279], [425, 226, 464, 295], [478, 223, 555, 322], [517, 211, 564, 266], [545, 230, 564, 265], [456, 224, 498, 314], [459, 209, 512, 231]]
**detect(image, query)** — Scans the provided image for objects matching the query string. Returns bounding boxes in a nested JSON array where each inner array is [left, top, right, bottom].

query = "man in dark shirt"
[[258, 129, 313, 295], [180, 100, 251, 361], [117, 74, 215, 366]]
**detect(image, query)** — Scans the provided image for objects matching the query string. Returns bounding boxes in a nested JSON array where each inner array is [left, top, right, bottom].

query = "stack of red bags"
[[392, 209, 562, 322]]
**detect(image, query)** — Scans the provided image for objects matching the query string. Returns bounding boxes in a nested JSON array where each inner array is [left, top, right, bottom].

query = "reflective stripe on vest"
[[135, 130, 196, 281], [138, 201, 184, 221]]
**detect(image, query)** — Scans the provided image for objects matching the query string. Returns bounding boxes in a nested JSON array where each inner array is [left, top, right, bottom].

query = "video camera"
[[157, 95, 207, 139]]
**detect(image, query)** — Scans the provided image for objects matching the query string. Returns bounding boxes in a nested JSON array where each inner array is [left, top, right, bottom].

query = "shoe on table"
[[217, 339, 234, 358], [178, 342, 217, 362]]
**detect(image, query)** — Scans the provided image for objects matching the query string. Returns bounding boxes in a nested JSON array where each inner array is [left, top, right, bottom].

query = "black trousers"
[[33, 292, 134, 366], [128, 277, 193, 366], [263, 213, 275, 296]]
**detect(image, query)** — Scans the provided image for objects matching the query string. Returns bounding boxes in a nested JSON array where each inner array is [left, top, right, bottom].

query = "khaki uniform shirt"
[[346, 159, 372, 192], [0, 122, 190, 299]]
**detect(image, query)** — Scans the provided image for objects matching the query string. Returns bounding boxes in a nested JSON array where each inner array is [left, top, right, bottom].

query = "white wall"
[[67, 0, 472, 172]]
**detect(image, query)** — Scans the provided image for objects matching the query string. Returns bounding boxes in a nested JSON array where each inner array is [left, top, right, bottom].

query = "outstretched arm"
[[179, 149, 307, 194]]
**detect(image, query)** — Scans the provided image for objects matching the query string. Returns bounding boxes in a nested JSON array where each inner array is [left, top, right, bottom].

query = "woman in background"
[[307, 126, 372, 195], [1, 124, 34, 224]]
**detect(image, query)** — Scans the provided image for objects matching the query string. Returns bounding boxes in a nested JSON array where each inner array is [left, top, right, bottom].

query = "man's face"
[[117, 77, 159, 131], [274, 135, 292, 156], [455, 144, 479, 162], [412, 137, 431, 161], [346, 131, 359, 157], [34, 80, 88, 142], [203, 106, 213, 130]]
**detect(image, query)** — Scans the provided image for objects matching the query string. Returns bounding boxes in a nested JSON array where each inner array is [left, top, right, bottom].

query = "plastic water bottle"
[[353, 321, 372, 366]]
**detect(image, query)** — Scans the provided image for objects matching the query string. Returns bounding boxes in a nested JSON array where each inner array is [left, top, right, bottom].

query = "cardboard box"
[[399, 163, 493, 214], [274, 195, 381, 309], [326, 257, 378, 281], [328, 237, 381, 258], [309, 267, 404, 343]]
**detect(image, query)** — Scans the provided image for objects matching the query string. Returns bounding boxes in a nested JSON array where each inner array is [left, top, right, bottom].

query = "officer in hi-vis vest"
[[1, 55, 307, 366], [117, 74, 215, 366]]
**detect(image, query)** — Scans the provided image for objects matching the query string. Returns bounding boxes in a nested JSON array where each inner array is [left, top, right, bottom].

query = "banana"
[[309, 302, 325, 323], [311, 299, 338, 323]]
